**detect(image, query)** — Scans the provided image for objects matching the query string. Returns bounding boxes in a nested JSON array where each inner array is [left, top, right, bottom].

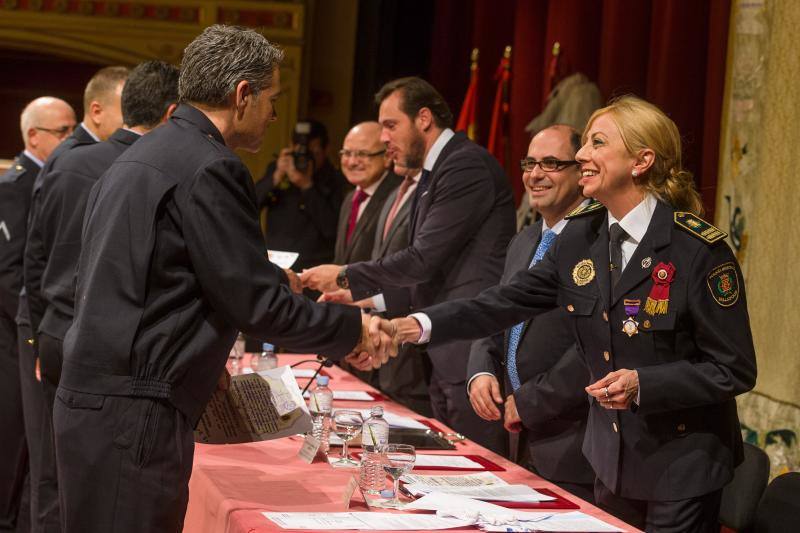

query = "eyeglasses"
[[35, 125, 75, 140], [339, 149, 386, 160], [520, 157, 578, 173]]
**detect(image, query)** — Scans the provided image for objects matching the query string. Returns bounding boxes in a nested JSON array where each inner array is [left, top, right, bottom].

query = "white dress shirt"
[[355, 172, 387, 221], [23, 150, 44, 168], [607, 193, 657, 273], [81, 122, 100, 142]]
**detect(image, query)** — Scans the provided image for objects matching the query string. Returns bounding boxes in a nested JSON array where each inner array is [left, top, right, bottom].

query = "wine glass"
[[380, 443, 416, 508], [330, 410, 363, 468]]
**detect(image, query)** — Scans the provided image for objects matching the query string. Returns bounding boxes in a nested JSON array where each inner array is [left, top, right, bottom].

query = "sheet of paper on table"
[[334, 408, 428, 430], [402, 491, 511, 513], [291, 368, 321, 379], [302, 390, 374, 401], [267, 250, 299, 269], [194, 366, 311, 444], [404, 482, 555, 503], [413, 454, 484, 469], [475, 510, 624, 532], [401, 471, 507, 487], [263, 511, 475, 530]]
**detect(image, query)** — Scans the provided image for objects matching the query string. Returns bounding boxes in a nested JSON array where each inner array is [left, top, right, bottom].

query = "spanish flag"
[[455, 48, 479, 141], [488, 45, 512, 167]]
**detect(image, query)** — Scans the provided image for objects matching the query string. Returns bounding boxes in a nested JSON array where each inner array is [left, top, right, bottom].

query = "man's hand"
[[300, 264, 341, 293], [389, 316, 424, 344], [275, 147, 313, 190], [284, 268, 303, 294], [344, 351, 372, 371], [503, 394, 522, 433], [353, 314, 398, 369], [586, 368, 639, 410], [217, 367, 232, 391], [317, 288, 354, 304], [468, 375, 503, 421]]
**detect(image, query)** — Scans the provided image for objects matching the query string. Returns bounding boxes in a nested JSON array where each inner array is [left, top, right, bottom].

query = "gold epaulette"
[[674, 212, 727, 244], [565, 199, 605, 219]]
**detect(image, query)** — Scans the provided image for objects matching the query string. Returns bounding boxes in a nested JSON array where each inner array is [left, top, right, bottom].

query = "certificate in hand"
[[194, 366, 311, 444]]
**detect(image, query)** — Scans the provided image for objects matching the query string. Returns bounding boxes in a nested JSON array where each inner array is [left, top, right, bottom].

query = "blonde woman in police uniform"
[[387, 95, 757, 532]]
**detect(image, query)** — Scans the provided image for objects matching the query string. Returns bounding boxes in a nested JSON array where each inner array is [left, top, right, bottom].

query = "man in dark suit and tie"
[[302, 77, 516, 454], [334, 122, 400, 266], [467, 125, 595, 501]]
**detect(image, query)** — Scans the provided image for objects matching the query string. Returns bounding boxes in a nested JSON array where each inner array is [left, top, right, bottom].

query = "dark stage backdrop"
[[355, 0, 730, 219]]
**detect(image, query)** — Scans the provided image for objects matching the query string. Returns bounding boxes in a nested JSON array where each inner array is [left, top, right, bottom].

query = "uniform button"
[[27, 338, 34, 345], [566, 304, 575, 312], [677, 423, 686, 432], [602, 311, 608, 322], [612, 422, 618, 433], [643, 320, 651, 329], [603, 351, 610, 362]]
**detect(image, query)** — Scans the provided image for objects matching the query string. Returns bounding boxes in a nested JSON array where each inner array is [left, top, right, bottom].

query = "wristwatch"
[[336, 266, 349, 289]]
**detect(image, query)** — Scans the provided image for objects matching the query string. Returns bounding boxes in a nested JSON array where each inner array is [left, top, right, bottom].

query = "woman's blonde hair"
[[584, 95, 704, 215]]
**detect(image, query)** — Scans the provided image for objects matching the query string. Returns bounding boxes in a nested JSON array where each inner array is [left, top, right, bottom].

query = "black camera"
[[292, 121, 312, 172]]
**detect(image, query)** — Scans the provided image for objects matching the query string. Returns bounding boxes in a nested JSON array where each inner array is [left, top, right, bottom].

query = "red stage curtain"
[[430, 0, 731, 213]]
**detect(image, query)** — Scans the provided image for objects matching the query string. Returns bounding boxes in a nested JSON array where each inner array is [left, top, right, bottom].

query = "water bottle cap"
[[370, 405, 384, 416], [316, 375, 329, 386], [262, 342, 274, 351]]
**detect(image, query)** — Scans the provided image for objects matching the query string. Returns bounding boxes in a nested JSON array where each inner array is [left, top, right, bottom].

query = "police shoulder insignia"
[[674, 212, 727, 244], [707, 262, 739, 307], [0, 161, 25, 184], [565, 200, 605, 219]]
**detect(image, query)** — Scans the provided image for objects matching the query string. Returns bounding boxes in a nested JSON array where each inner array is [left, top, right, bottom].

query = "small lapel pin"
[[641, 257, 652, 269]]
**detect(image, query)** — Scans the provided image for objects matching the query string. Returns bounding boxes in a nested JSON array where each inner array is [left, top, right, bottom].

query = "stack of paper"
[[413, 454, 483, 469], [264, 511, 474, 530], [401, 471, 506, 487]]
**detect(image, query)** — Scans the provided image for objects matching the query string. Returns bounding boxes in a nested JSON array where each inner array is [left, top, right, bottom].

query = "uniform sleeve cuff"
[[409, 312, 431, 343]]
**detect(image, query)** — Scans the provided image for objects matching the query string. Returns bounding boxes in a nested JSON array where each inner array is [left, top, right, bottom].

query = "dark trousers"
[[17, 323, 42, 533], [594, 478, 723, 533], [0, 313, 27, 532], [429, 372, 507, 457], [34, 334, 62, 533], [54, 391, 194, 533]]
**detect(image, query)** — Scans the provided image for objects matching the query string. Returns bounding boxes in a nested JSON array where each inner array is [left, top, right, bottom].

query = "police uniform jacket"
[[23, 128, 140, 342], [424, 199, 757, 501], [60, 104, 361, 424], [0, 153, 39, 321], [467, 221, 593, 484], [19, 123, 97, 328]]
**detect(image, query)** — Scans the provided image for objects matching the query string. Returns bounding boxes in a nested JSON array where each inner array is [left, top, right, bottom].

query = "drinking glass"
[[228, 333, 244, 375], [330, 410, 363, 468], [380, 443, 416, 508]]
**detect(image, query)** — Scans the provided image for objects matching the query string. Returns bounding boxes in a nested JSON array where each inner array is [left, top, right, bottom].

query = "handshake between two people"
[[344, 314, 425, 371]]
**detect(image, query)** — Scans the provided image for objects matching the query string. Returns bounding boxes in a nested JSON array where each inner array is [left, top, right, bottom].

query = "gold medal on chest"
[[621, 317, 640, 337], [572, 259, 595, 286]]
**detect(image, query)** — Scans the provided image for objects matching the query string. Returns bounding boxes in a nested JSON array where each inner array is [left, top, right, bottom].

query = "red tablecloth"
[[183, 354, 639, 533]]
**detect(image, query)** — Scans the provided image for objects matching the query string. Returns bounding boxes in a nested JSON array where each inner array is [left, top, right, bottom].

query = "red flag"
[[488, 46, 512, 167], [542, 41, 561, 108], [455, 48, 479, 141]]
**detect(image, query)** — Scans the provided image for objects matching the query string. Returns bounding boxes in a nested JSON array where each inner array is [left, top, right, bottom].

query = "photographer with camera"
[[255, 119, 349, 271]]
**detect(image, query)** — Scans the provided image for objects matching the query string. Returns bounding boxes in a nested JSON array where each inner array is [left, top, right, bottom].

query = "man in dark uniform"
[[255, 119, 348, 271], [467, 125, 594, 501], [53, 26, 390, 532], [22, 61, 178, 533], [21, 65, 128, 533], [0, 96, 75, 533]]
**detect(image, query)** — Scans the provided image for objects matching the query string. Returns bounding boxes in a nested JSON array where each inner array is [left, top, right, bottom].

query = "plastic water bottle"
[[251, 342, 277, 372], [359, 406, 390, 494], [309, 376, 333, 454]]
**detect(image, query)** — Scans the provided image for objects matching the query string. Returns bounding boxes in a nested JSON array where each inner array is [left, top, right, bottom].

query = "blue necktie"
[[507, 229, 557, 391]]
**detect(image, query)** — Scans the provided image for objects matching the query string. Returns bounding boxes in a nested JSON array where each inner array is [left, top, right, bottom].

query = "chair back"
[[719, 442, 770, 532], [753, 471, 800, 532]]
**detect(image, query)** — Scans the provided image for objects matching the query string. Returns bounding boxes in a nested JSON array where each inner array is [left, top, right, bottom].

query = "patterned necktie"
[[383, 174, 416, 240], [410, 169, 431, 219], [507, 229, 557, 391], [609, 222, 628, 291], [345, 188, 368, 244]]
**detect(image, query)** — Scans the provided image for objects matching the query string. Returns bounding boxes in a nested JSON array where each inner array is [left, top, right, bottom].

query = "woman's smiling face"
[[575, 113, 639, 203]]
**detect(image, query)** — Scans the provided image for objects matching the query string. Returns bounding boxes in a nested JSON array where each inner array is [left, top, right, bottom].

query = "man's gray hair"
[[179, 25, 284, 106]]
